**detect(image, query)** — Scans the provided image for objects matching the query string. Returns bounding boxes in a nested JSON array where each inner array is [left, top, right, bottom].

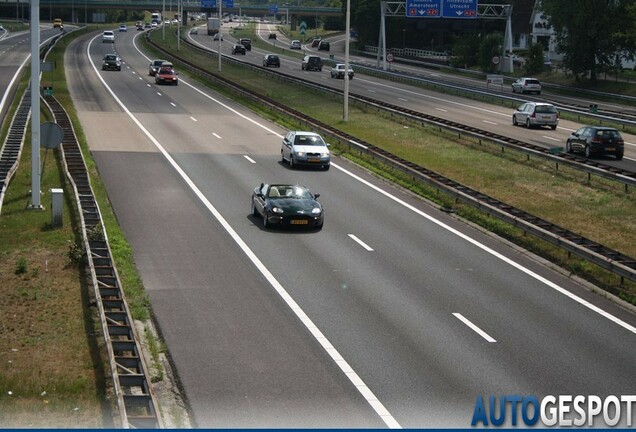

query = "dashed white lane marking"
[[243, 155, 256, 163], [453, 313, 496, 343], [348, 234, 374, 251]]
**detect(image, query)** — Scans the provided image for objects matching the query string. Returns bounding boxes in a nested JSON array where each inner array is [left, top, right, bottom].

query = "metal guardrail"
[[147, 33, 636, 287], [44, 94, 163, 429]]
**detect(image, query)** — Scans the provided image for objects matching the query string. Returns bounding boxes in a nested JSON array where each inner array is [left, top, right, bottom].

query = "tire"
[[289, 156, 295, 169], [262, 212, 268, 228], [550, 125, 556, 130], [616, 152, 624, 161], [526, 118, 532, 129], [323, 164, 330, 171], [566, 140, 573, 153], [512, 115, 518, 126], [584, 145, 592, 158], [251, 200, 258, 217]]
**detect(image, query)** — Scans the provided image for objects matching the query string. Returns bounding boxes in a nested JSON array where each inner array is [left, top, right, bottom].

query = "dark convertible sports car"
[[251, 183, 324, 229]]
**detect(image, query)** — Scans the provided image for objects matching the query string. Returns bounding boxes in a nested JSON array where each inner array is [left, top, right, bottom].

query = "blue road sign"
[[201, 0, 215, 7], [406, 0, 477, 18], [225, 0, 233, 7], [269, 5, 278, 13], [441, 0, 477, 18]]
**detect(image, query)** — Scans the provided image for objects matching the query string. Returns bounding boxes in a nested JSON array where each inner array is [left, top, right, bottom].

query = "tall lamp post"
[[343, 0, 351, 121], [218, 0, 222, 71]]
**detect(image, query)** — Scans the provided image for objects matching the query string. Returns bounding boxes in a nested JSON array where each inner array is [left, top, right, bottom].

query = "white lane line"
[[156, 92, 162, 96], [453, 313, 496, 343], [333, 165, 636, 336], [212, 132, 222, 139], [348, 234, 374, 251], [368, 89, 376, 93], [482, 120, 497, 125], [543, 136, 561, 142], [243, 155, 256, 164], [190, 116, 197, 122], [397, 97, 408, 102], [147, 83, 151, 87], [170, 102, 176, 107], [435, 108, 448, 112]]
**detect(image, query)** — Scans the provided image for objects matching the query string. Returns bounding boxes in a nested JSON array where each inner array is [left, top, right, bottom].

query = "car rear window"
[[596, 129, 621, 138], [526, 79, 540, 85], [535, 105, 556, 113]]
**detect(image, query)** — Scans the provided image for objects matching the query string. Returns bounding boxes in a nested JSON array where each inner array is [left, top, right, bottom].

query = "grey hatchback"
[[512, 102, 559, 129]]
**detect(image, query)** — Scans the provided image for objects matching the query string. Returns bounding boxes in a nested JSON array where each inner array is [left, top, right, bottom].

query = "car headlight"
[[272, 207, 284, 214], [295, 151, 306, 157], [321, 152, 329, 157], [311, 207, 322, 214]]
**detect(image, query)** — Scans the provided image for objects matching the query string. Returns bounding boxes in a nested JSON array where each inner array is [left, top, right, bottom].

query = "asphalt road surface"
[[61, 29, 636, 428]]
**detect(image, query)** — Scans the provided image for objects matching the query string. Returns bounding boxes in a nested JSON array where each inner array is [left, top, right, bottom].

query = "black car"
[[101, 54, 121, 71], [566, 126, 624, 160], [263, 54, 280, 67], [302, 55, 323, 71], [239, 38, 252, 50], [232, 44, 246, 55], [318, 40, 330, 51], [268, 32, 277, 39], [251, 183, 324, 229]]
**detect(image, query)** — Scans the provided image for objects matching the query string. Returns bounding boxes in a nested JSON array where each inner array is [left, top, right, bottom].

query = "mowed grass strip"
[[0, 101, 107, 427], [146, 30, 636, 302]]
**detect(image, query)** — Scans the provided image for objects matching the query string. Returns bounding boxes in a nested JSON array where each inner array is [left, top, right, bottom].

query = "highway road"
[[53, 27, 636, 427], [188, 22, 636, 166]]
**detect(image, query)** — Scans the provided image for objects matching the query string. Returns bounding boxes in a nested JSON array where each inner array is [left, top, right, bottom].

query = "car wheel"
[[526, 118, 532, 129], [289, 156, 295, 169], [584, 145, 592, 158], [262, 212, 269, 228], [550, 125, 556, 130], [512, 115, 517, 126], [616, 152, 624, 161], [323, 164, 330, 171], [566, 140, 573, 153], [281, 150, 285, 163], [251, 200, 258, 217]]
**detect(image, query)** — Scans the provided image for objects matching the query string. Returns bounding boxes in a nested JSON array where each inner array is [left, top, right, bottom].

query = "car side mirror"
[[326, 143, 331, 147], [314, 193, 320, 199]]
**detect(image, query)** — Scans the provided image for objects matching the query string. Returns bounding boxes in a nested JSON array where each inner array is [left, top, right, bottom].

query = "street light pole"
[[343, 0, 351, 121], [218, 0, 222, 72]]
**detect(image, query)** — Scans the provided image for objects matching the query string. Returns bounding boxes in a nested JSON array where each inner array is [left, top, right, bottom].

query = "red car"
[[155, 67, 178, 85]]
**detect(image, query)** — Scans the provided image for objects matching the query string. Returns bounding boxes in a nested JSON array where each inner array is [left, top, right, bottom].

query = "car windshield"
[[159, 68, 175, 75], [105, 55, 117, 61], [294, 135, 325, 146], [269, 186, 312, 199]]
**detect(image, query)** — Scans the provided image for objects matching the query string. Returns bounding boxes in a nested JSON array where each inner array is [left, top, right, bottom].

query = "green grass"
[[145, 29, 636, 303]]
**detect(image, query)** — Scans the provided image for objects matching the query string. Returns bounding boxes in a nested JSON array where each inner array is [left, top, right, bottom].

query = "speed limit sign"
[[387, 53, 394, 62]]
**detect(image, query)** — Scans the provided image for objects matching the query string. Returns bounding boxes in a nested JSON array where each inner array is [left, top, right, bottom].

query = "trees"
[[540, 0, 636, 82]]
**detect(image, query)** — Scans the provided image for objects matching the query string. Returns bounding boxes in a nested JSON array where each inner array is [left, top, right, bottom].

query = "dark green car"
[[251, 184, 324, 229]]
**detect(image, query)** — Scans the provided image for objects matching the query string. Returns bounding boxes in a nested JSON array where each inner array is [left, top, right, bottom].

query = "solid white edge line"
[[92, 35, 402, 429], [213, 132, 222, 139], [453, 313, 497, 343], [243, 155, 256, 164], [331, 164, 636, 336], [348, 234, 374, 251]]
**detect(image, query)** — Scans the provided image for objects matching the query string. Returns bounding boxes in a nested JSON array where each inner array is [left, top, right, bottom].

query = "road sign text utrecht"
[[406, 0, 477, 18]]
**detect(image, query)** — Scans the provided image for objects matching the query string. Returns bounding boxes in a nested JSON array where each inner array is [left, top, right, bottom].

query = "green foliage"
[[540, 0, 636, 81], [524, 42, 546, 75], [450, 33, 480, 68], [478, 32, 504, 73], [14, 258, 27, 275]]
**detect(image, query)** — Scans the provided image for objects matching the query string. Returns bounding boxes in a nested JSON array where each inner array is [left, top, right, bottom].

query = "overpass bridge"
[[1, 0, 343, 19]]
